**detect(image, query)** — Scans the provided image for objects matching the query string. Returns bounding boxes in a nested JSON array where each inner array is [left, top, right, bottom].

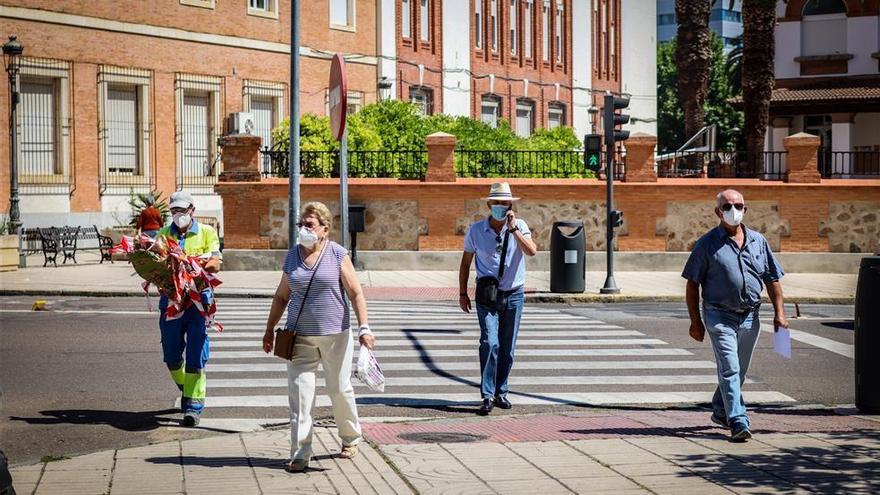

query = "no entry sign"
[[329, 54, 348, 141]]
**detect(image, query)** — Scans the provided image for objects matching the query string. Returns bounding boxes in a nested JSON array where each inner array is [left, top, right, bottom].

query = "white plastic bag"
[[354, 346, 385, 392]]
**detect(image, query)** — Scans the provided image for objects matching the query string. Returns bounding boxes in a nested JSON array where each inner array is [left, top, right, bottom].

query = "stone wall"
[[261, 197, 427, 250], [216, 178, 880, 253], [456, 200, 629, 250], [656, 201, 792, 251], [819, 202, 880, 253], [215, 133, 880, 253]]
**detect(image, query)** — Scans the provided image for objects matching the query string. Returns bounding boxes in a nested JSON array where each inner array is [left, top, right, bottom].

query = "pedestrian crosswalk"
[[189, 298, 794, 428]]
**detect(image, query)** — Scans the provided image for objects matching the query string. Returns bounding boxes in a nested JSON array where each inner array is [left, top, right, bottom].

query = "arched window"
[[801, 0, 848, 57], [802, 0, 847, 16]]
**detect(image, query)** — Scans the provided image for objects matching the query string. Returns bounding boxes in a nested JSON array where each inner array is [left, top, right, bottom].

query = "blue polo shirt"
[[464, 217, 531, 291], [682, 225, 784, 312]]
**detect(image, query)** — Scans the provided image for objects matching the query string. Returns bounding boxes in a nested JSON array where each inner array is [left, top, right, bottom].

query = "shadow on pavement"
[[9, 408, 179, 432], [560, 425, 726, 439], [821, 320, 854, 330], [672, 429, 880, 494], [145, 456, 329, 472]]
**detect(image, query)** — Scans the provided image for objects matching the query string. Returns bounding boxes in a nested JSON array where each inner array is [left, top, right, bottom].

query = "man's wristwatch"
[[509, 225, 519, 232], [358, 325, 373, 338]]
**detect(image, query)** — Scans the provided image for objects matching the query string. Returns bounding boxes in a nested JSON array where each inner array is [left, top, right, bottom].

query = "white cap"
[[169, 191, 194, 210]]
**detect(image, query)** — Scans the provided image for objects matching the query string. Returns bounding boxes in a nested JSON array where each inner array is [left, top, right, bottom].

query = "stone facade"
[[456, 200, 629, 251], [819, 202, 880, 254], [261, 198, 426, 250], [655, 201, 791, 251]]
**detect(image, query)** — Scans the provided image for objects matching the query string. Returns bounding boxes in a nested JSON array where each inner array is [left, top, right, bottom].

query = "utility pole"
[[288, 0, 301, 246]]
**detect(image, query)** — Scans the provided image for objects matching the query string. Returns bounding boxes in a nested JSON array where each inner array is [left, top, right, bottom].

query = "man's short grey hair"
[[716, 189, 744, 208]]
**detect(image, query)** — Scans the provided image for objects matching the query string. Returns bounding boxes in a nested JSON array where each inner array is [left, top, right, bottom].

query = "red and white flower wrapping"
[[111, 234, 223, 332]]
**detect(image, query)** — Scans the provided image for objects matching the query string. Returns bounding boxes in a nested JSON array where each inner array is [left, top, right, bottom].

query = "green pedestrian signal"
[[584, 134, 602, 172]]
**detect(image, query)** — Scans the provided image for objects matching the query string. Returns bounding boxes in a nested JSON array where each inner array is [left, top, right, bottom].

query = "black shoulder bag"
[[475, 231, 510, 308]]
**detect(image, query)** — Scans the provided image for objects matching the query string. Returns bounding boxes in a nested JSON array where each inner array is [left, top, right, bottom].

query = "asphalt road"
[[0, 296, 857, 466]]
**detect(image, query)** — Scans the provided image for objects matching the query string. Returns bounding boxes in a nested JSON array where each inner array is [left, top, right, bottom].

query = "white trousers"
[[287, 329, 362, 461]]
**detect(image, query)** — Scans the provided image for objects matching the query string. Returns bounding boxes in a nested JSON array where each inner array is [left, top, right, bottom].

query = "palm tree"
[[741, 0, 777, 169], [674, 0, 712, 149]]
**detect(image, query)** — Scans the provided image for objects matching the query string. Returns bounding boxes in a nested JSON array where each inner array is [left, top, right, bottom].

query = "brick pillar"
[[783, 132, 822, 184], [623, 132, 658, 182], [70, 63, 101, 212], [425, 132, 457, 182], [218, 134, 263, 182]]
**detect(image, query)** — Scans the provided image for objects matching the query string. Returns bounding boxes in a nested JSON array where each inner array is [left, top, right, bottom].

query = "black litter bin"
[[550, 221, 585, 293], [855, 256, 880, 413]]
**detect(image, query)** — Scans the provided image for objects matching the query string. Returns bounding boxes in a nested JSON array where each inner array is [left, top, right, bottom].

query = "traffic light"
[[610, 210, 624, 228], [603, 94, 631, 148], [584, 134, 602, 172]]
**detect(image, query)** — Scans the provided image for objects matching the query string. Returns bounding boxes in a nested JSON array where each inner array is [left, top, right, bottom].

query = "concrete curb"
[[0, 288, 855, 304], [524, 294, 856, 305]]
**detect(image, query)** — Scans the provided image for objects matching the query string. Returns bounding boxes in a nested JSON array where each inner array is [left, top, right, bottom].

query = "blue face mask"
[[490, 205, 509, 221]]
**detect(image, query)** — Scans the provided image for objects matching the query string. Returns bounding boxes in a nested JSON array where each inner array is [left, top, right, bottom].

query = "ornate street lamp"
[[3, 36, 23, 237], [377, 76, 393, 102]]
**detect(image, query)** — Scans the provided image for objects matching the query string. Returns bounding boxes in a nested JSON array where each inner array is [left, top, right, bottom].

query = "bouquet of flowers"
[[111, 234, 223, 331]]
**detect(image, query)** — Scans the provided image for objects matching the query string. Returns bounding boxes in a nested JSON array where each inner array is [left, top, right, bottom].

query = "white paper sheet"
[[774, 327, 792, 359]]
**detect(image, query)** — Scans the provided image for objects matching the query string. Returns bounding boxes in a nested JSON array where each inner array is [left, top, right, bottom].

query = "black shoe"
[[477, 398, 494, 416], [710, 413, 729, 429], [730, 426, 752, 442], [182, 413, 200, 427], [494, 395, 512, 409]]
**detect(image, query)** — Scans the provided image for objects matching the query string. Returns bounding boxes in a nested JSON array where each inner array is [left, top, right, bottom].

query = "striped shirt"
[[283, 241, 350, 336]]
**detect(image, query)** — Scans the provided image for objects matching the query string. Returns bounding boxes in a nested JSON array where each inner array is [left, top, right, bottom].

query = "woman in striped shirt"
[[263, 201, 376, 473]]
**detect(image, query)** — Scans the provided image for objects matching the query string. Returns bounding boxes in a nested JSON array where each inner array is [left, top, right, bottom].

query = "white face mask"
[[173, 212, 192, 230], [298, 226, 319, 248], [722, 206, 744, 227]]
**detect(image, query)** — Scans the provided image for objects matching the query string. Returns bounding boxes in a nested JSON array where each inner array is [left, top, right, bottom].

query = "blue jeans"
[[703, 304, 762, 430], [476, 288, 525, 399]]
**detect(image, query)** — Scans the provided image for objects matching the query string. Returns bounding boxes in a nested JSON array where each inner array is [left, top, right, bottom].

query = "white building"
[[767, 0, 880, 176]]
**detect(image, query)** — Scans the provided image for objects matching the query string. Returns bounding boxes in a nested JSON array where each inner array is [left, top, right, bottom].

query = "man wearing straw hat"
[[459, 182, 537, 415]]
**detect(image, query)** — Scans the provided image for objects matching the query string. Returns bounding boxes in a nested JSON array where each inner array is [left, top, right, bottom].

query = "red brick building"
[[1, 0, 380, 227], [1, 0, 656, 229]]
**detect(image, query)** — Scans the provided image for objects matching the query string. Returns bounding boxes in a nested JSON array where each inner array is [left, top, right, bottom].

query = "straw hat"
[[483, 182, 520, 201]]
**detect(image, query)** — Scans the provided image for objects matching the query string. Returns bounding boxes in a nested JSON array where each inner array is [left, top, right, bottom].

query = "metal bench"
[[23, 225, 114, 267]]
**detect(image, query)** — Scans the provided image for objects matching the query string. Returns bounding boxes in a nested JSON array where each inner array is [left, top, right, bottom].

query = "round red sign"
[[329, 54, 348, 142]]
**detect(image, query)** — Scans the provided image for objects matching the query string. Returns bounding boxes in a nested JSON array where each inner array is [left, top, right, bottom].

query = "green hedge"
[[271, 100, 591, 178]]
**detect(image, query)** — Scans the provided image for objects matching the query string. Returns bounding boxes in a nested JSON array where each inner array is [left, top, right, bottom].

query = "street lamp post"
[[3, 36, 23, 238]]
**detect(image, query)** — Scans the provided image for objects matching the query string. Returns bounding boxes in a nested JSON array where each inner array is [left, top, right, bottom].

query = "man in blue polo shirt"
[[683, 189, 788, 442], [459, 183, 538, 416]]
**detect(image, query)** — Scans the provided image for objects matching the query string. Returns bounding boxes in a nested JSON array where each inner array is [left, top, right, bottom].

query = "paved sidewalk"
[[0, 262, 858, 302], [9, 409, 880, 494]]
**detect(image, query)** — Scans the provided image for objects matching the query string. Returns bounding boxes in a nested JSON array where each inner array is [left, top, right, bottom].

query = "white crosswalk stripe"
[[192, 299, 794, 423]]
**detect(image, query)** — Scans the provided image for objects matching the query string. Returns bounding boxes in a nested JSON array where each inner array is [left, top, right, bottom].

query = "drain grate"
[[314, 419, 337, 428], [397, 432, 488, 443]]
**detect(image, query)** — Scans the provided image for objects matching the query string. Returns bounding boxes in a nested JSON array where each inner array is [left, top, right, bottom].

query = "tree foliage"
[[271, 99, 581, 152], [658, 33, 744, 152]]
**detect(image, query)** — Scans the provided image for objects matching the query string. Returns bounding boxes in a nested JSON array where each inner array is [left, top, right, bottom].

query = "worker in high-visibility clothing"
[[158, 190, 222, 427]]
